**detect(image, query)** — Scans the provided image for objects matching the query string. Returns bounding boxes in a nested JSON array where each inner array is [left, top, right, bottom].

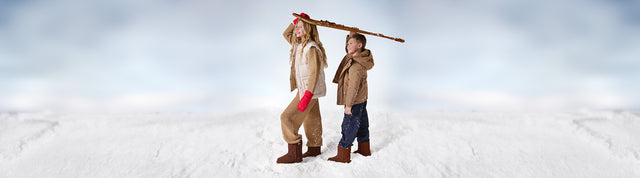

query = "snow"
[[1, 109, 640, 177]]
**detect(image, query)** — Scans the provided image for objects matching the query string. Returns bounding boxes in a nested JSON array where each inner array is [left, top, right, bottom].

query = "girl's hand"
[[345, 106, 352, 115]]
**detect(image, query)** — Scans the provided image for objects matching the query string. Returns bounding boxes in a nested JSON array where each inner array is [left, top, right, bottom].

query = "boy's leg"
[[356, 101, 370, 143], [281, 94, 305, 144], [303, 99, 323, 147], [338, 102, 364, 148]]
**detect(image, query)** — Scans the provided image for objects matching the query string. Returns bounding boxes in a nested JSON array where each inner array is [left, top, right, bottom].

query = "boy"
[[328, 32, 374, 163]]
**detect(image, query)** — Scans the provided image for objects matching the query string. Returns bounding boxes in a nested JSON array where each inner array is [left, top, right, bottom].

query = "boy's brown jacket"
[[333, 48, 374, 107], [283, 24, 322, 95]]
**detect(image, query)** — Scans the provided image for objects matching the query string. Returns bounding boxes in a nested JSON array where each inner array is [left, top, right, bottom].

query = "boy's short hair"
[[349, 33, 367, 51]]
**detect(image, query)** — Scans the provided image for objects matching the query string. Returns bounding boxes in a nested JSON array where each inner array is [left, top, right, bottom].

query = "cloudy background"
[[1, 0, 639, 113]]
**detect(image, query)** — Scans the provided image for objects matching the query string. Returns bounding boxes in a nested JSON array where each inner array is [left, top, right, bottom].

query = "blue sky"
[[1, 0, 639, 112]]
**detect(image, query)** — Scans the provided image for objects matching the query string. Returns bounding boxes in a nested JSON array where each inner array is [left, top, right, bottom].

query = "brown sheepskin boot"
[[276, 141, 302, 164], [328, 145, 351, 163], [302, 147, 321, 158], [353, 142, 371, 156]]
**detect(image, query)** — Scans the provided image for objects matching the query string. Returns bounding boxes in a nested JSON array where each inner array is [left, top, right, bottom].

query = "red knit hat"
[[293, 13, 310, 24]]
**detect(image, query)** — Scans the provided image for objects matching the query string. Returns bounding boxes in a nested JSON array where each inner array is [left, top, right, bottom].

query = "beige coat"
[[283, 24, 326, 99], [333, 49, 374, 107]]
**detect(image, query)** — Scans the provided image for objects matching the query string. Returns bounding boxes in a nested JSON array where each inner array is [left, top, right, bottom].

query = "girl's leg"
[[303, 99, 323, 147], [280, 93, 305, 144]]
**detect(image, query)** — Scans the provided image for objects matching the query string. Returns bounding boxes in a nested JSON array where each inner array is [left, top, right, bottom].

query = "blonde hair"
[[290, 21, 328, 68]]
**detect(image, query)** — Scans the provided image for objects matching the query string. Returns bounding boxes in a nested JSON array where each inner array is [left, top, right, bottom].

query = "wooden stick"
[[293, 13, 405, 43]]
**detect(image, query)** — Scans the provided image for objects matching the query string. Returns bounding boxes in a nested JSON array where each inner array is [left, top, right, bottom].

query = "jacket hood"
[[352, 49, 374, 70]]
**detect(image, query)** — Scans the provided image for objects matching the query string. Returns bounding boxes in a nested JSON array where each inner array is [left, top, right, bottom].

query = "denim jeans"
[[338, 101, 369, 148]]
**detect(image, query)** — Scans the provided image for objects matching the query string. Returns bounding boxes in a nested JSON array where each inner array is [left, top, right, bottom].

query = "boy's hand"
[[345, 106, 352, 115]]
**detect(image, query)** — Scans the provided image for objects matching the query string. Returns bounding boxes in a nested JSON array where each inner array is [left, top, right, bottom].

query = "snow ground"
[[1, 109, 640, 177]]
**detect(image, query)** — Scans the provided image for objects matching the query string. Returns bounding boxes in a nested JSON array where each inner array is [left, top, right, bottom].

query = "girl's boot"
[[302, 147, 321, 157], [276, 141, 303, 164]]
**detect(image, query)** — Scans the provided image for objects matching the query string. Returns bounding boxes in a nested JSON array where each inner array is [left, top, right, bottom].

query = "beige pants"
[[280, 93, 323, 147]]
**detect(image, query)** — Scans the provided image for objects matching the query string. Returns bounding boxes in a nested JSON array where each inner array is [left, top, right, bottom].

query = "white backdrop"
[[1, 0, 639, 113]]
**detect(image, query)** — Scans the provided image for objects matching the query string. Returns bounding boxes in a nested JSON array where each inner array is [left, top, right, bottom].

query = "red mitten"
[[297, 90, 314, 112], [293, 13, 309, 24]]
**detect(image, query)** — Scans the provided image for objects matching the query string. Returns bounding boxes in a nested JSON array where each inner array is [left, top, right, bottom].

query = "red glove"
[[293, 13, 309, 24], [297, 90, 314, 112]]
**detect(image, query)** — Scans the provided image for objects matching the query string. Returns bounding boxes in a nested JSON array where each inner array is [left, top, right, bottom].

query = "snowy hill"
[[1, 109, 640, 177]]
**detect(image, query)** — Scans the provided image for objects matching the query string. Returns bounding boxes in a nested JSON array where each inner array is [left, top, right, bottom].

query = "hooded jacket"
[[332, 49, 374, 107]]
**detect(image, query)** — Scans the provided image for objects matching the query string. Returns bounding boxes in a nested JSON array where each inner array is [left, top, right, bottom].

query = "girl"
[[277, 13, 328, 164]]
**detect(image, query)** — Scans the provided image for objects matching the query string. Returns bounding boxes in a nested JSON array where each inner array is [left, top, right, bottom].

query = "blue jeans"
[[338, 101, 369, 148]]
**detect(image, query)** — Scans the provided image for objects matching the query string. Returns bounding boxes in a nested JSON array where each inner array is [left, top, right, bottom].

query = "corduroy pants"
[[280, 93, 323, 147]]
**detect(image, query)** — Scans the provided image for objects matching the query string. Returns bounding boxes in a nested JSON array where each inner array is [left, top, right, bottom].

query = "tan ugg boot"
[[328, 145, 351, 163], [302, 147, 321, 158], [276, 141, 302, 164], [353, 142, 371, 156]]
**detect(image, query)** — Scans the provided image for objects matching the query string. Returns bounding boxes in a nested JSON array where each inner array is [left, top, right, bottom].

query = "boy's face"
[[347, 38, 363, 55], [295, 22, 305, 37]]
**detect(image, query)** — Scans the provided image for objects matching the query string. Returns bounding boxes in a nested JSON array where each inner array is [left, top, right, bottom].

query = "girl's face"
[[347, 38, 362, 55], [295, 21, 305, 37]]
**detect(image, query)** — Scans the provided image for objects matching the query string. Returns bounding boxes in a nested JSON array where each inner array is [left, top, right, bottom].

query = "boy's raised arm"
[[283, 23, 295, 45]]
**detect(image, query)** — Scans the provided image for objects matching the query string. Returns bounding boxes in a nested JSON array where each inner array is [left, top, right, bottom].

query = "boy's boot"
[[302, 147, 321, 158], [353, 142, 371, 156], [328, 145, 351, 163], [276, 141, 303, 164]]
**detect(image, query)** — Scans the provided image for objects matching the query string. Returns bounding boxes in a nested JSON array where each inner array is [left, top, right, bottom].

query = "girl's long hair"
[[290, 22, 328, 68]]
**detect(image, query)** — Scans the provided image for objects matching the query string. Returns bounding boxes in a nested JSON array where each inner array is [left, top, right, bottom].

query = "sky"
[[1, 0, 639, 113]]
